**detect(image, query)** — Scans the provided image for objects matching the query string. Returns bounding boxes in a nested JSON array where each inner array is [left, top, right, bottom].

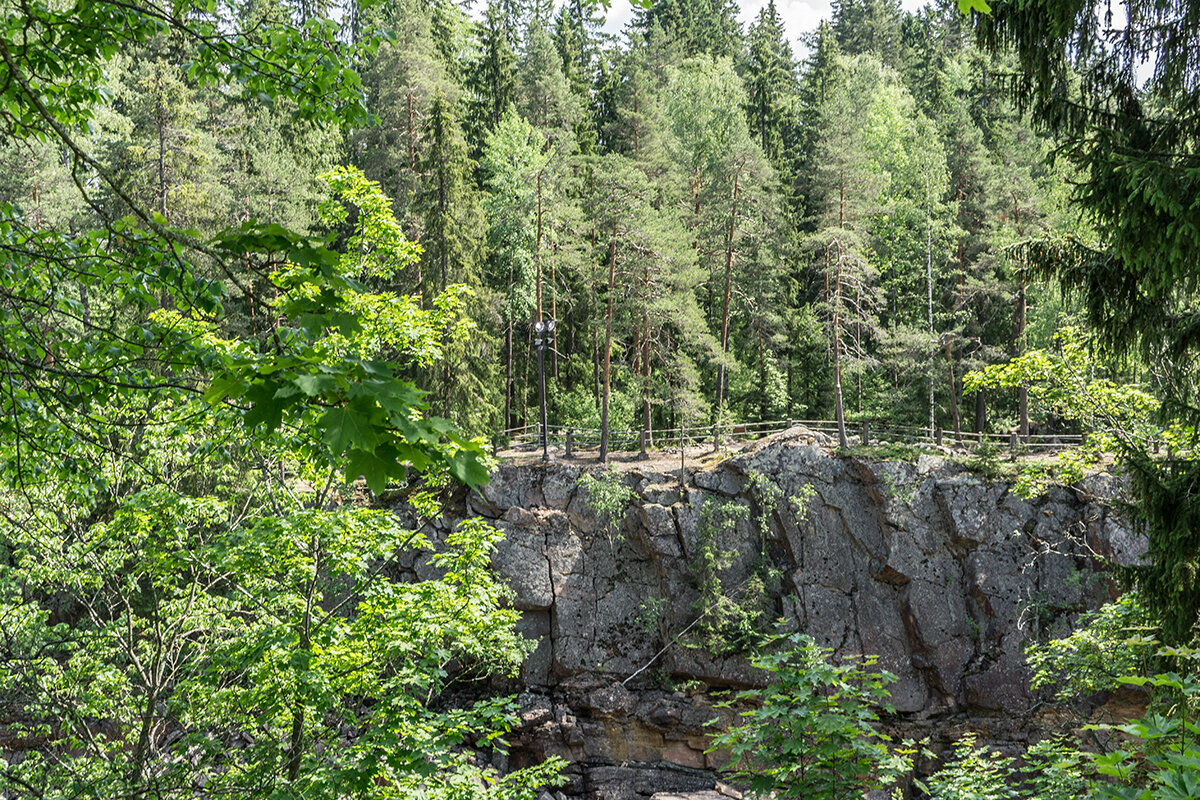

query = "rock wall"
[[435, 429, 1142, 799]]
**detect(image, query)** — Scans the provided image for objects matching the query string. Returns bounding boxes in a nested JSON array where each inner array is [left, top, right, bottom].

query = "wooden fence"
[[499, 418, 1085, 457]]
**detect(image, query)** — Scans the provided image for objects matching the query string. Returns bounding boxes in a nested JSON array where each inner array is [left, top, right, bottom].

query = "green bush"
[[1088, 646, 1200, 800], [1026, 591, 1155, 702], [708, 633, 913, 799], [686, 498, 767, 655], [917, 734, 1015, 800], [578, 465, 635, 549]]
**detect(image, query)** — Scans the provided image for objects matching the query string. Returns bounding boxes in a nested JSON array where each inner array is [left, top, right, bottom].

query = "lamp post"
[[533, 319, 555, 462]]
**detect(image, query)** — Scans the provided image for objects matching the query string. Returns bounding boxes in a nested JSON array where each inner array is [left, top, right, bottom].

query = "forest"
[[0, 0, 1198, 797], [1, 0, 1091, 450]]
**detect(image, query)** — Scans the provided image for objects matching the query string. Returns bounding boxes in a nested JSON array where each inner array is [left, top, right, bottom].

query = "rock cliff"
[[426, 428, 1142, 799]]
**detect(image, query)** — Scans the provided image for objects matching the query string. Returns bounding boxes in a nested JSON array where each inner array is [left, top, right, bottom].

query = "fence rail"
[[499, 418, 1085, 457]]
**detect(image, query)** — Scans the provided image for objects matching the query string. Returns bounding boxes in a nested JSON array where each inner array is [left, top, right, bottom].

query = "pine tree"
[[552, 4, 606, 153], [830, 0, 904, 69], [808, 54, 889, 446], [794, 22, 841, 225], [103, 47, 223, 231], [665, 56, 781, 427], [466, 3, 518, 156], [481, 108, 550, 430], [634, 0, 743, 59], [584, 153, 714, 458], [415, 92, 497, 433], [743, 1, 798, 169], [518, 21, 583, 147], [353, 0, 450, 248]]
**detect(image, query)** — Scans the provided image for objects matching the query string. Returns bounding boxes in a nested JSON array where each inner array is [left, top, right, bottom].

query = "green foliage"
[[968, 325, 1200, 642], [1123, 455, 1200, 647], [879, 470, 917, 506], [1027, 592, 1156, 702], [847, 442, 934, 462], [0, 3, 560, 796], [1087, 647, 1200, 800], [0, 430, 554, 797], [578, 464, 635, 543], [951, 441, 1021, 483], [963, 326, 1161, 450], [746, 469, 783, 540], [637, 596, 669, 636], [789, 482, 818, 523], [979, 0, 1200, 390], [708, 632, 910, 799], [917, 734, 1015, 800], [685, 498, 778, 656], [1024, 735, 1090, 800]]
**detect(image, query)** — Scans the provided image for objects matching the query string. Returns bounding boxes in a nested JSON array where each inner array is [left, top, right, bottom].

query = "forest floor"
[[496, 441, 740, 474], [495, 424, 1097, 479]]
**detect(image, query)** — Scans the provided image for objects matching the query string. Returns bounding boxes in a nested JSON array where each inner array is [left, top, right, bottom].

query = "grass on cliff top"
[[843, 442, 939, 462]]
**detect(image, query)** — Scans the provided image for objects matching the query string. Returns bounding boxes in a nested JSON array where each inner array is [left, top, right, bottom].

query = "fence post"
[[935, 427, 943, 446], [787, 418, 794, 429], [861, 420, 870, 446], [1009, 432, 1019, 458], [565, 429, 573, 459]]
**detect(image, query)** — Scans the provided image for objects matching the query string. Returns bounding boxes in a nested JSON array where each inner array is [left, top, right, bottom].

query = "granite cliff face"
[[424, 429, 1142, 799]]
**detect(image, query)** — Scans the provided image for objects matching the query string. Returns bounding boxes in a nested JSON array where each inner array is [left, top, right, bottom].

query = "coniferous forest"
[[2, 0, 1089, 448], [2, 0, 1200, 797]]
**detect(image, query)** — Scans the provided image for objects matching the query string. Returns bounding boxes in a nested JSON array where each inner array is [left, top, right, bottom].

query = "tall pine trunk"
[[715, 168, 740, 421], [599, 215, 617, 462], [926, 174, 936, 440], [1012, 192, 1029, 440], [946, 339, 962, 443], [831, 242, 848, 449], [639, 260, 652, 457]]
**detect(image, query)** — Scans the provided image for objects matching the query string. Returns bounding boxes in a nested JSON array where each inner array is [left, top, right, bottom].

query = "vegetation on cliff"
[[1, 0, 1198, 796]]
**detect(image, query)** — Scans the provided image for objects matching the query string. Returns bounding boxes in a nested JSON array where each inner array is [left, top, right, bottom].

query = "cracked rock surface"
[[420, 428, 1139, 799]]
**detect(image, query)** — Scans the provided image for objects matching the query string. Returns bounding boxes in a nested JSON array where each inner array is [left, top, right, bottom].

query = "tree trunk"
[[156, 77, 167, 220], [831, 242, 848, 449], [406, 87, 416, 171], [505, 322, 513, 430], [926, 173, 935, 440], [1016, 280, 1028, 440], [715, 168, 740, 420], [757, 321, 767, 421], [854, 286, 863, 414], [786, 357, 794, 420], [946, 339, 962, 443], [1012, 192, 1029, 441], [599, 215, 617, 462], [286, 616, 312, 783], [551, 260, 559, 378], [131, 687, 157, 786], [535, 169, 544, 323], [639, 260, 652, 457]]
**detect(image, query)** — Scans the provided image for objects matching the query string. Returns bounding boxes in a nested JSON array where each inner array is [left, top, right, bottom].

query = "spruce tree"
[[466, 3, 518, 156]]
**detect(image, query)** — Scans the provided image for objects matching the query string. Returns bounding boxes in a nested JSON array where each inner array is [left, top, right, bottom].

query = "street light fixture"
[[533, 319, 556, 462]]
